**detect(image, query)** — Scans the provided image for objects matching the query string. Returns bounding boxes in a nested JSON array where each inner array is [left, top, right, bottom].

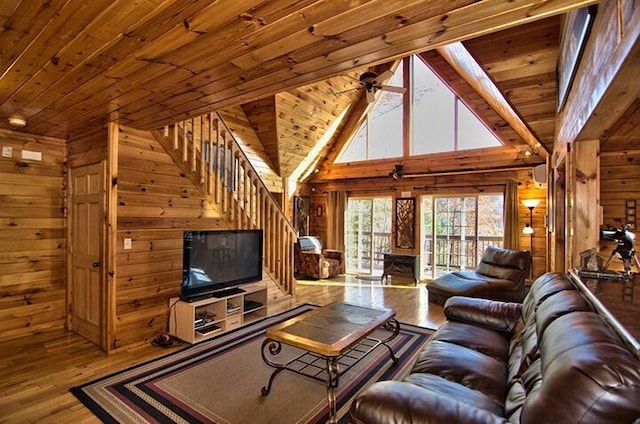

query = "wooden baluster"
[[173, 123, 178, 151], [228, 147, 236, 224], [213, 120, 220, 205], [220, 129, 227, 213], [208, 114, 213, 194], [182, 120, 188, 162], [200, 116, 206, 184], [191, 117, 197, 173]]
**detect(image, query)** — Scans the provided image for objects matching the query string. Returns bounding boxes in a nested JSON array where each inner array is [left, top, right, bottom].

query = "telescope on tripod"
[[601, 224, 640, 275]]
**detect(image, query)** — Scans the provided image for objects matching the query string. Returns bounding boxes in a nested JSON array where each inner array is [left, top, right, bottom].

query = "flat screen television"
[[181, 229, 263, 301]]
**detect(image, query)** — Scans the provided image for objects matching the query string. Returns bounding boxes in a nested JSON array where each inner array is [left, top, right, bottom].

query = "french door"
[[421, 194, 504, 279], [345, 197, 392, 275]]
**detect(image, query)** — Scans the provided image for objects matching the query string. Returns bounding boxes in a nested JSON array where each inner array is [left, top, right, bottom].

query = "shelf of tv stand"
[[169, 282, 268, 344]]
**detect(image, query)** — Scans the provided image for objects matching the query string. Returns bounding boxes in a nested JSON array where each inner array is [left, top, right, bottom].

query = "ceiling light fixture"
[[8, 116, 27, 127]]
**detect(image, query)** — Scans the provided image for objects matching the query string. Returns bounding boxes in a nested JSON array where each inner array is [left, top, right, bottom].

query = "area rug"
[[71, 304, 434, 424]]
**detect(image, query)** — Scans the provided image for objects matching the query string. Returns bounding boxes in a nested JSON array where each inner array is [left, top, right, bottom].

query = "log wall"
[[0, 129, 67, 343], [309, 168, 548, 279], [113, 126, 227, 349], [599, 151, 640, 271]]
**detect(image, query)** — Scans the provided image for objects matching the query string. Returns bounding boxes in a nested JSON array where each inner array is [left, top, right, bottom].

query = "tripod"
[[604, 243, 640, 275]]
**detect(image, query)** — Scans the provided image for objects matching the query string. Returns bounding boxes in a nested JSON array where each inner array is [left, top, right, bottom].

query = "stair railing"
[[157, 113, 296, 296]]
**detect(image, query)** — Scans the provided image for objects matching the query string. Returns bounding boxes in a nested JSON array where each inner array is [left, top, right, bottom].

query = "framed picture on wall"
[[293, 196, 310, 236], [395, 197, 416, 249]]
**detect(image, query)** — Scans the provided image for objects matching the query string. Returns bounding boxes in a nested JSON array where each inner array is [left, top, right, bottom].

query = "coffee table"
[[260, 302, 399, 423]]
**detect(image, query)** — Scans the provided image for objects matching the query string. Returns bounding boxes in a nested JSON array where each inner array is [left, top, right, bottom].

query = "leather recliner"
[[427, 245, 532, 305]]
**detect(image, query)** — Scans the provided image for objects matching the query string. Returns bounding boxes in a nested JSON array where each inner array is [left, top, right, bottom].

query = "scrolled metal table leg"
[[260, 338, 284, 396], [326, 357, 340, 424], [381, 318, 400, 364]]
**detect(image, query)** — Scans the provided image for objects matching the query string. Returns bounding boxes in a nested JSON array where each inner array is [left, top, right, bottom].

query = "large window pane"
[[422, 194, 504, 279], [457, 100, 501, 150], [411, 56, 455, 155], [337, 121, 367, 162]]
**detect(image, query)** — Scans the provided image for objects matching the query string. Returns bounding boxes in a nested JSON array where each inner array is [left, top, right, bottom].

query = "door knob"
[[92, 262, 101, 267]]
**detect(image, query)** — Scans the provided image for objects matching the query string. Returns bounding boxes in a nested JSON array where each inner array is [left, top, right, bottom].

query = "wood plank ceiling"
[[1, 0, 598, 141]]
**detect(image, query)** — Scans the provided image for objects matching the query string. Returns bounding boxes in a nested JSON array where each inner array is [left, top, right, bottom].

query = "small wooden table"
[[260, 302, 399, 423]]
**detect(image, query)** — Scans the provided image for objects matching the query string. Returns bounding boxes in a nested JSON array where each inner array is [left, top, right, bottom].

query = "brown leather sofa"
[[350, 273, 640, 423], [295, 236, 345, 279], [427, 245, 532, 305]]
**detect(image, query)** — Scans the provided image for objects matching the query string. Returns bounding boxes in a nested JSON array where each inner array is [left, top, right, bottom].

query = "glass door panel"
[[345, 197, 391, 275], [421, 194, 504, 279]]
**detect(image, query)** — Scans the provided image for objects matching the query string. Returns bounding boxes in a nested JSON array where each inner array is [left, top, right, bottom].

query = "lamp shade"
[[522, 199, 541, 209], [523, 224, 534, 235]]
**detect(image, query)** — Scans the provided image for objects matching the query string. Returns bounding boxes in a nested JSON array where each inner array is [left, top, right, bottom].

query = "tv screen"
[[182, 229, 263, 300]]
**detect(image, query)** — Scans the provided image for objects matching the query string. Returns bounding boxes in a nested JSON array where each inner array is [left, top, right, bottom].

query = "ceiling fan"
[[357, 70, 406, 103], [334, 70, 406, 103]]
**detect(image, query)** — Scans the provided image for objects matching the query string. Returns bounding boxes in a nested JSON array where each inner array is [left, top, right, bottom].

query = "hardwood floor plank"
[[0, 278, 442, 423]]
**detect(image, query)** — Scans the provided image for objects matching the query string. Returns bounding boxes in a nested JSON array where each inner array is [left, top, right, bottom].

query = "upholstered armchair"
[[295, 236, 345, 279]]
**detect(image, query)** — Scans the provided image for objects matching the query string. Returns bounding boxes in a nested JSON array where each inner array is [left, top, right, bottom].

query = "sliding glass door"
[[345, 197, 392, 275], [421, 194, 504, 279]]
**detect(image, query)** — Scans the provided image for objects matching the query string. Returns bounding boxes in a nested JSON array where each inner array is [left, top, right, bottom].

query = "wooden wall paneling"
[[599, 150, 640, 271], [0, 129, 67, 343], [113, 125, 229, 350], [312, 167, 547, 277]]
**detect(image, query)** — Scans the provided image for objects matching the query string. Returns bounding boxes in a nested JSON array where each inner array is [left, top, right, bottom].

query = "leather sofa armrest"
[[443, 296, 522, 333], [350, 381, 508, 424]]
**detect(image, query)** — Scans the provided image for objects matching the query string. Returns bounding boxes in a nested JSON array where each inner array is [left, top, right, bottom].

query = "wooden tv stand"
[[168, 282, 267, 344]]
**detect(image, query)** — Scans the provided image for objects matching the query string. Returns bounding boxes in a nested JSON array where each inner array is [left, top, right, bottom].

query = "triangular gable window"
[[337, 56, 501, 163], [337, 61, 404, 162]]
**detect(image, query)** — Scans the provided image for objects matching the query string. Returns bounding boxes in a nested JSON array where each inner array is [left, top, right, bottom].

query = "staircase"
[[153, 113, 296, 296]]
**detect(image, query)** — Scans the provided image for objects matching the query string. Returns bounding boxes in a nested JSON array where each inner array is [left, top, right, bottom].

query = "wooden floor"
[[0, 276, 443, 423]]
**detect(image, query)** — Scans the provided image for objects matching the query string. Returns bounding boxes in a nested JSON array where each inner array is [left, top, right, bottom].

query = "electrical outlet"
[[1, 146, 11, 158], [124, 238, 132, 250]]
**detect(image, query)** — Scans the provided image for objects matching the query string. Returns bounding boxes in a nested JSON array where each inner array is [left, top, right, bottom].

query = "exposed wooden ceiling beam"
[[435, 43, 549, 159]]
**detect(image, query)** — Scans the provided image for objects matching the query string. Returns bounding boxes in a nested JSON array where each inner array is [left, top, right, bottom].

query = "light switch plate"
[[124, 238, 132, 250], [22, 150, 42, 161], [1, 146, 11, 158]]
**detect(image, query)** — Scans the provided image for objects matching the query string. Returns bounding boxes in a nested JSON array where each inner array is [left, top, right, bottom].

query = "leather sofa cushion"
[[444, 296, 522, 333], [412, 339, 509, 406], [478, 245, 531, 271], [523, 312, 640, 423], [430, 272, 516, 295]]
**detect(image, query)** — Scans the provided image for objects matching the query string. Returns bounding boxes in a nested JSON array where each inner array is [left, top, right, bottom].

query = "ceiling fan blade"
[[379, 85, 406, 94], [365, 89, 376, 103], [333, 87, 360, 95], [376, 70, 394, 82]]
